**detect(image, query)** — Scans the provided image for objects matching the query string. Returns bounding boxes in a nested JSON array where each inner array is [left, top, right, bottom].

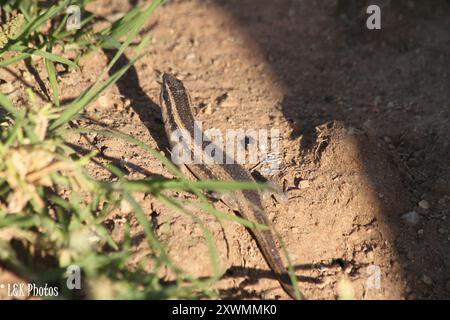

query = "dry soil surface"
[[1, 0, 449, 299]]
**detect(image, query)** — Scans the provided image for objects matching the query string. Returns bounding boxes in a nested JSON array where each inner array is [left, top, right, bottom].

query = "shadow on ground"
[[103, 48, 171, 154], [210, 0, 450, 299]]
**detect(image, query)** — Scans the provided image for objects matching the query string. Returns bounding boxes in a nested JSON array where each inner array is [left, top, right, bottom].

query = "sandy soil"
[[1, 0, 449, 299]]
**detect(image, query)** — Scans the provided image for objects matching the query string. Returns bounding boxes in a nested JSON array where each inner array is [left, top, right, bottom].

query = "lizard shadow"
[[159, 263, 325, 299], [102, 48, 171, 154]]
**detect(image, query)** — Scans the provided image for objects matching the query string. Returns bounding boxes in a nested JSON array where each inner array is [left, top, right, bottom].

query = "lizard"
[[159, 72, 300, 299]]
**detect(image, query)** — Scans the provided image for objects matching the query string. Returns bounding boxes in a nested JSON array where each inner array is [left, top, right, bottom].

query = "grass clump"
[[0, 0, 222, 299]]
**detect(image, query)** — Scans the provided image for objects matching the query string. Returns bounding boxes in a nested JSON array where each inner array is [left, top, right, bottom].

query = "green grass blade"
[[120, 179, 269, 193], [0, 52, 31, 67], [11, 45, 77, 68], [0, 92, 18, 116], [44, 54, 60, 107]]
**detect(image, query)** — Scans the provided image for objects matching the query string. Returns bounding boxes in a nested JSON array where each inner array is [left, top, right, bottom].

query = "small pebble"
[[99, 95, 109, 108], [401, 211, 420, 225], [417, 229, 424, 236], [186, 53, 196, 60], [203, 104, 214, 115], [299, 180, 311, 189], [418, 200, 430, 210], [103, 118, 114, 125], [0, 82, 15, 93], [422, 275, 432, 285], [344, 265, 353, 274], [120, 199, 133, 215], [23, 71, 33, 82], [291, 227, 300, 234]]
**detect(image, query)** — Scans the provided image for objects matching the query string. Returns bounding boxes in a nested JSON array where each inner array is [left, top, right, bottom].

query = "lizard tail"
[[251, 228, 304, 300]]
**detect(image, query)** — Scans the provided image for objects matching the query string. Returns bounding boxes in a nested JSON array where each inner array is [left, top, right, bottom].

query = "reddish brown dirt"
[[1, 0, 449, 299]]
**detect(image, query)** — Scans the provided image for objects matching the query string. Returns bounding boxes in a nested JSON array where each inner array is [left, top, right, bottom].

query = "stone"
[[418, 200, 430, 210], [401, 211, 420, 225], [299, 180, 311, 189], [422, 275, 432, 285], [98, 95, 110, 108]]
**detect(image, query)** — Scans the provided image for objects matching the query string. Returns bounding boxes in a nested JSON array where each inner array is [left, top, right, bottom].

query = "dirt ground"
[[2, 0, 449, 299]]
